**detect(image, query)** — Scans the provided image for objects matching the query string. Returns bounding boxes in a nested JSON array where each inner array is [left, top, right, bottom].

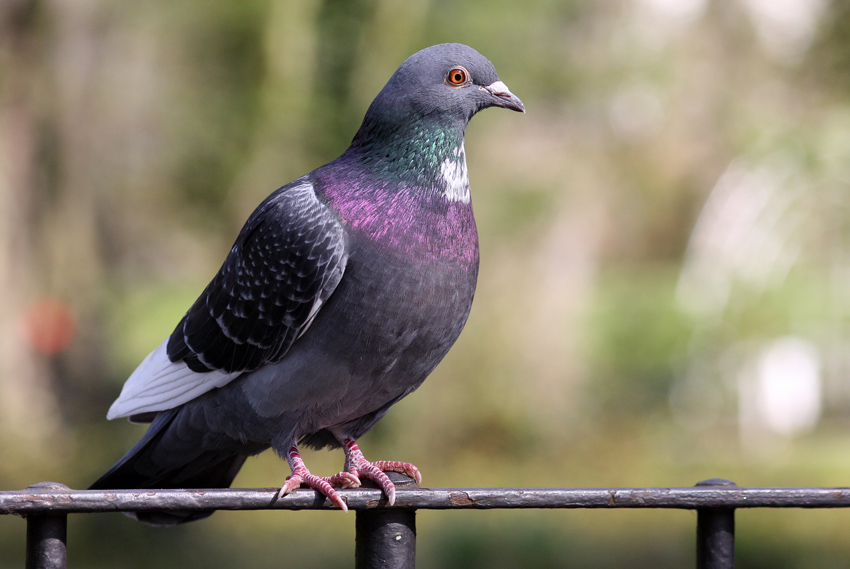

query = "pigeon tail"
[[89, 410, 250, 526]]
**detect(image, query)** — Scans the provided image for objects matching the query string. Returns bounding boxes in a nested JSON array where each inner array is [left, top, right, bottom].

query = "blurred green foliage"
[[3, 0, 850, 567]]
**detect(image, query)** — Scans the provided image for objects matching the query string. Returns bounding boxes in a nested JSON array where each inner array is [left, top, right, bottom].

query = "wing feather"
[[108, 179, 348, 419], [107, 340, 240, 419]]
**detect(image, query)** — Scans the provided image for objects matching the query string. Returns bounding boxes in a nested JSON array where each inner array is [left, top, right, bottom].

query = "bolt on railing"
[[5, 475, 850, 569]]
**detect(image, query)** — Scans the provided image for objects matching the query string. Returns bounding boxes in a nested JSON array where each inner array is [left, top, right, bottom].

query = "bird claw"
[[342, 459, 421, 506], [281, 442, 421, 510], [340, 438, 421, 506], [278, 475, 303, 499], [356, 462, 398, 505], [278, 470, 350, 512], [327, 470, 361, 488], [370, 460, 422, 486], [282, 446, 359, 511]]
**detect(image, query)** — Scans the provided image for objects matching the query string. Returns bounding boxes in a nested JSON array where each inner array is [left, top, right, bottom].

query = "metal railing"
[[4, 476, 850, 569]]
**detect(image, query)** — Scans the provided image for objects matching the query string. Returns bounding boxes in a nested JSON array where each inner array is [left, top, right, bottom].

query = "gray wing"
[[107, 179, 347, 419], [168, 178, 348, 372]]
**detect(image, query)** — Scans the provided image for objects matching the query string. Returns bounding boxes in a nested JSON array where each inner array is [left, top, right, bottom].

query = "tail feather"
[[90, 409, 249, 526]]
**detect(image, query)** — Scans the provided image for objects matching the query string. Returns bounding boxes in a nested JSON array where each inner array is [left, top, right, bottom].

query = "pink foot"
[[340, 437, 422, 506], [279, 446, 359, 511]]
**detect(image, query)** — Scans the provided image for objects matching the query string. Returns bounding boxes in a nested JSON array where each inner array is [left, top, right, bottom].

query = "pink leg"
[[339, 437, 422, 506], [279, 445, 359, 511]]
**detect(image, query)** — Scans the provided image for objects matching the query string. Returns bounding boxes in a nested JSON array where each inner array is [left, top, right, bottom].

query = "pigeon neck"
[[345, 118, 470, 203]]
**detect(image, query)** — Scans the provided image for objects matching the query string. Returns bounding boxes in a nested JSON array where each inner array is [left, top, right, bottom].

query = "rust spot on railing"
[[450, 491, 474, 506]]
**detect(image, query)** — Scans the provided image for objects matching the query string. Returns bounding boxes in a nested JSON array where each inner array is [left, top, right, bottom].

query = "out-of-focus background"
[[2, 0, 850, 566]]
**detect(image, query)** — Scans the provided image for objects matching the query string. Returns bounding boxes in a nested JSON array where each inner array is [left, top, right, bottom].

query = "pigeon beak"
[[482, 81, 525, 113]]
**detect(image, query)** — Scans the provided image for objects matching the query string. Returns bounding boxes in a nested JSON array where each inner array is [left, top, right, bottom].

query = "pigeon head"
[[380, 43, 525, 120], [349, 43, 524, 150]]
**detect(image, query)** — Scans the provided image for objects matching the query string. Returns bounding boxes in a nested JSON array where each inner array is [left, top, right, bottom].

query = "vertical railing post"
[[355, 508, 416, 569], [26, 514, 68, 569], [695, 479, 736, 569], [24, 482, 69, 569], [355, 473, 418, 568]]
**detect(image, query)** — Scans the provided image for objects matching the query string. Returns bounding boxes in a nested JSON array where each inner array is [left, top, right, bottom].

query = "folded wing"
[[108, 179, 348, 419]]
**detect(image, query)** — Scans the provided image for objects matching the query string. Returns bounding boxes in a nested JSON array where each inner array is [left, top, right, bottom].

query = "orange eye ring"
[[446, 66, 469, 86]]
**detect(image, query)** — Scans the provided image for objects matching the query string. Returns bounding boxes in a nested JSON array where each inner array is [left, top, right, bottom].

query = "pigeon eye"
[[446, 67, 469, 86]]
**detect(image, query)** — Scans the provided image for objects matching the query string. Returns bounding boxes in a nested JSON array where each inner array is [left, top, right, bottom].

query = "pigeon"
[[90, 43, 524, 525]]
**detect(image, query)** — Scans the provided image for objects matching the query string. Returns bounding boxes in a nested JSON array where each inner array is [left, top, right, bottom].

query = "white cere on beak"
[[483, 81, 525, 112], [486, 81, 512, 97]]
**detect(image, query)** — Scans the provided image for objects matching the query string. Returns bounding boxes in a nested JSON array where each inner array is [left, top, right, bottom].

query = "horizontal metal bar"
[[3, 485, 850, 515]]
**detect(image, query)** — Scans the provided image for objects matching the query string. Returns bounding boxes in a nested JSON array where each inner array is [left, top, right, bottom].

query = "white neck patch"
[[439, 143, 470, 203]]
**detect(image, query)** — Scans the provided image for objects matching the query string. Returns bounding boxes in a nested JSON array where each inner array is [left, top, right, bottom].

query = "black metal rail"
[[4, 477, 850, 569]]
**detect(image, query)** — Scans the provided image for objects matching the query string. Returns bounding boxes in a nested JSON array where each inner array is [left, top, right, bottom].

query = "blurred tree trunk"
[[310, 0, 378, 156], [230, 0, 432, 211], [0, 0, 116, 474], [0, 0, 65, 470]]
